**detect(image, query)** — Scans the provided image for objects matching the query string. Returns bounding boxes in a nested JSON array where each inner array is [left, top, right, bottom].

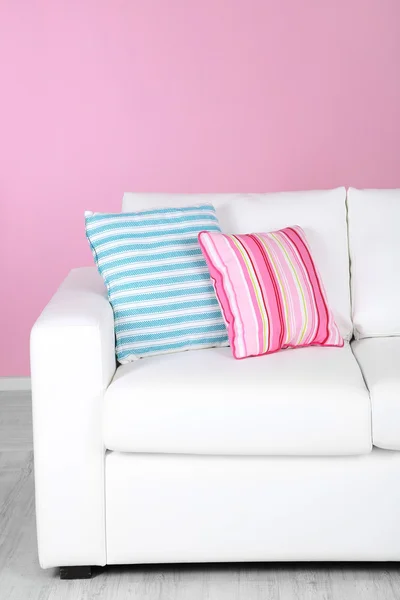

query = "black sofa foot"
[[60, 566, 92, 580]]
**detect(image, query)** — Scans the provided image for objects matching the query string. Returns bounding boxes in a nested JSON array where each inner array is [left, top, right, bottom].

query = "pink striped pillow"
[[198, 226, 343, 359]]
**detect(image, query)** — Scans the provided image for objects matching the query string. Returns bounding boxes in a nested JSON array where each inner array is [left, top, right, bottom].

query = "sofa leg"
[[59, 566, 92, 580]]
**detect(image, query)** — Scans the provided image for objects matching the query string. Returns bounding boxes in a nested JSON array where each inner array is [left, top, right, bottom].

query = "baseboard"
[[0, 377, 31, 391]]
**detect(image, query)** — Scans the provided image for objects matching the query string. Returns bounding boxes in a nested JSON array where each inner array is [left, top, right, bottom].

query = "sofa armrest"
[[31, 267, 116, 568]]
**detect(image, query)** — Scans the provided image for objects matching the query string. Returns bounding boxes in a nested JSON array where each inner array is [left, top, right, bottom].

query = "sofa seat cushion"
[[352, 337, 400, 451], [104, 344, 371, 456]]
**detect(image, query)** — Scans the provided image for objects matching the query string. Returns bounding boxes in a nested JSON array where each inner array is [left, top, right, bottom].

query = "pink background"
[[1, 1, 400, 376]]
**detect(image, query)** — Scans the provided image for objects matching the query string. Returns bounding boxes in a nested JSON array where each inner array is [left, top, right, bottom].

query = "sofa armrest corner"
[[30, 267, 116, 568]]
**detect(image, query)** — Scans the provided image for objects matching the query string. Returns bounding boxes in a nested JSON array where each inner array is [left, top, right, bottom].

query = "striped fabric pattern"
[[198, 226, 343, 359], [85, 204, 228, 362]]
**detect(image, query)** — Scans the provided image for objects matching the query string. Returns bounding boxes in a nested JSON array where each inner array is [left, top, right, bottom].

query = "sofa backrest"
[[122, 188, 352, 340], [347, 187, 400, 339]]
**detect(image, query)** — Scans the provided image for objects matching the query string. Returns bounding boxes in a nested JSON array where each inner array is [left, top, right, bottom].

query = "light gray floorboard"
[[0, 390, 399, 599]]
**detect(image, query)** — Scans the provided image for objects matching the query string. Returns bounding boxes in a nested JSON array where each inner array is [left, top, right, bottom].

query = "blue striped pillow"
[[85, 204, 229, 362]]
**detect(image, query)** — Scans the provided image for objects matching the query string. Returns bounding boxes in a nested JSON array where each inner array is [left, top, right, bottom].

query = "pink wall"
[[1, 1, 400, 376]]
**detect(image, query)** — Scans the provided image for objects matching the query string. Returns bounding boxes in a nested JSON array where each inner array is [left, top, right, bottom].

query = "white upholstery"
[[348, 187, 400, 339], [30, 267, 116, 568], [352, 337, 400, 451], [31, 187, 400, 569], [123, 188, 352, 340], [106, 448, 400, 563], [104, 344, 371, 456]]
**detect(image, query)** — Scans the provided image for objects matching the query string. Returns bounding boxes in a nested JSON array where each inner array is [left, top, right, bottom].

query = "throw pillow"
[[198, 226, 343, 359], [85, 204, 229, 362]]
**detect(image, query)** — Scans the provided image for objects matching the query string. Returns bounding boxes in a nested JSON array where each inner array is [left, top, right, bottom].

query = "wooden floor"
[[0, 391, 399, 600]]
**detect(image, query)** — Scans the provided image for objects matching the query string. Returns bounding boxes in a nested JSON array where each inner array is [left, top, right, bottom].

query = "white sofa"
[[31, 187, 400, 579]]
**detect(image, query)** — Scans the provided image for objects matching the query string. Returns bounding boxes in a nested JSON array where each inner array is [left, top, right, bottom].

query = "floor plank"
[[0, 391, 32, 452], [0, 391, 399, 599]]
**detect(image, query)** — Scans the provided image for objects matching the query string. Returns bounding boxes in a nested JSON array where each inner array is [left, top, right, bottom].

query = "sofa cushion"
[[347, 187, 400, 339], [104, 344, 371, 456], [122, 188, 352, 340], [198, 226, 343, 359], [85, 204, 229, 362], [352, 337, 400, 451]]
